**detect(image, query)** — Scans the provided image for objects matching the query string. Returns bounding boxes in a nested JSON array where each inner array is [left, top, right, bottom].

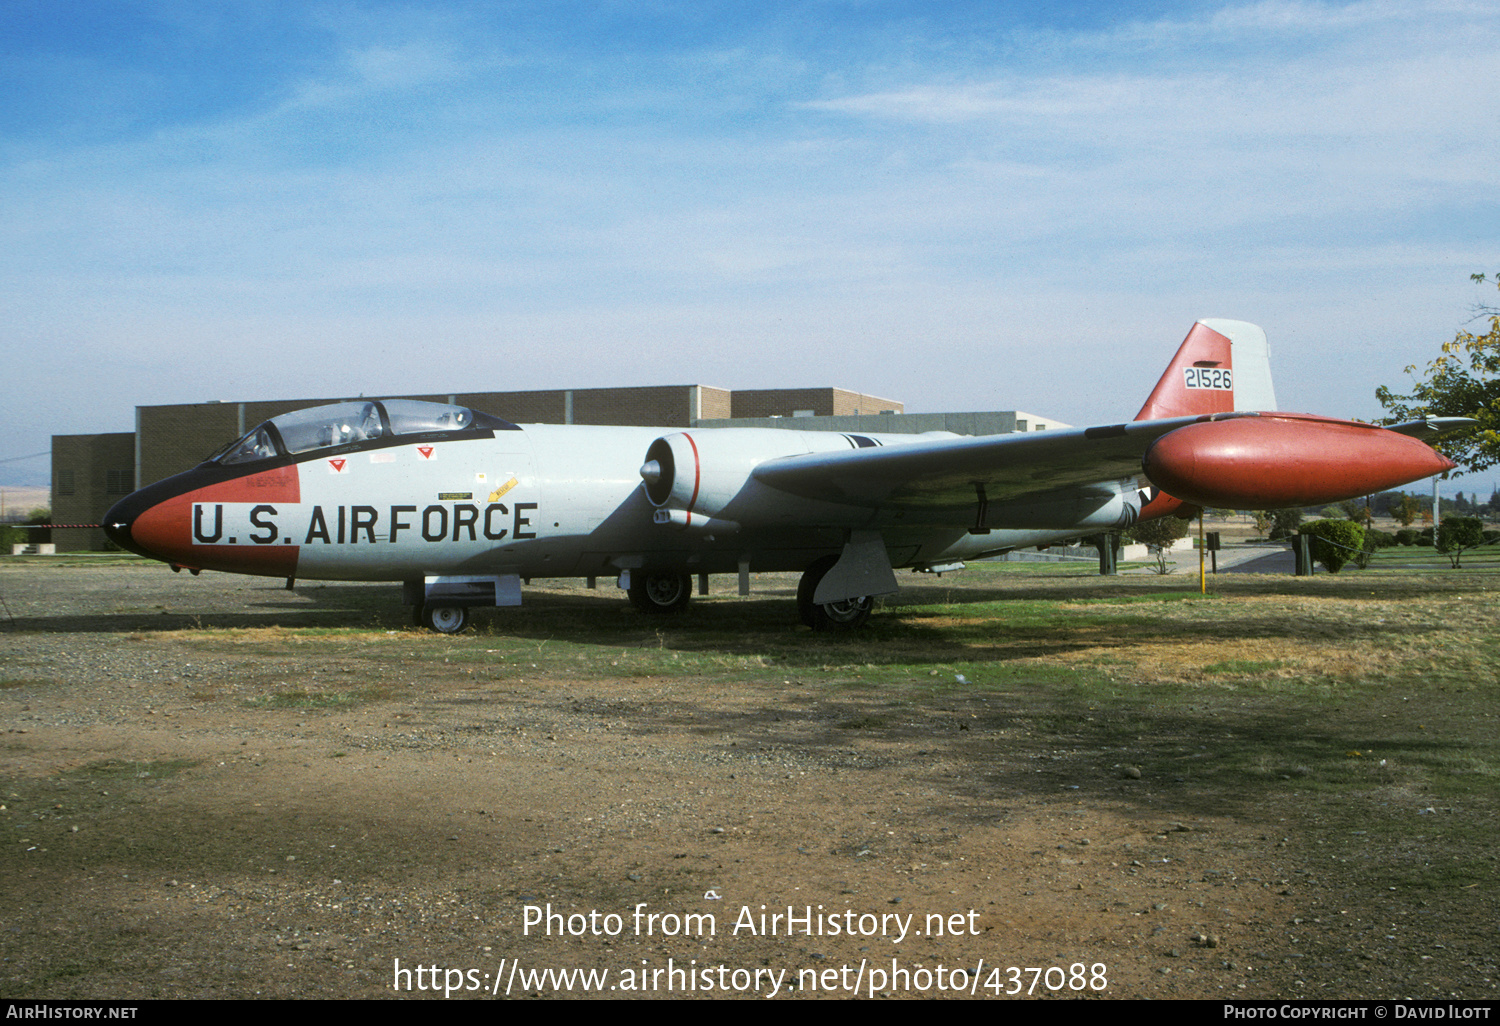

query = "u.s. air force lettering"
[[192, 502, 539, 545]]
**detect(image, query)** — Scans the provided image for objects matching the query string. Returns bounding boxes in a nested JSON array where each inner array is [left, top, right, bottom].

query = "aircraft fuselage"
[[112, 422, 1107, 586]]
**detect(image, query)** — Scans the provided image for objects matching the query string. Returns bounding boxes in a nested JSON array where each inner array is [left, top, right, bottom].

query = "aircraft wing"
[[1382, 417, 1478, 439], [751, 414, 1222, 510]]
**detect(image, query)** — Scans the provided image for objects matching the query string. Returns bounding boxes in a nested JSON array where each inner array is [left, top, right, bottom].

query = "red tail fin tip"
[[1135, 319, 1276, 421]]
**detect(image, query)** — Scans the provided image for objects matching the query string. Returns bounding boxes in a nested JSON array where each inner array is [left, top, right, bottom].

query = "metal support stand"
[[1294, 533, 1312, 576], [1095, 533, 1117, 576]]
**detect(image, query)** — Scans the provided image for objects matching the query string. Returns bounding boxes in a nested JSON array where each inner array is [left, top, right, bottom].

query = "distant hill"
[[0, 487, 51, 521]]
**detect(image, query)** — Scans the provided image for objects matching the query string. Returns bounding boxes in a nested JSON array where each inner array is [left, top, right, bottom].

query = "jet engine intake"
[[639, 430, 828, 520]]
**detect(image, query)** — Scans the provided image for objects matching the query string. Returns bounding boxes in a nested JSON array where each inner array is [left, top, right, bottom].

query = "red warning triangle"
[[329, 458, 346, 472], [417, 446, 435, 459]]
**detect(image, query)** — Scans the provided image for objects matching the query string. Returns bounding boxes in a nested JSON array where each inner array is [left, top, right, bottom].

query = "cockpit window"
[[211, 399, 502, 466], [381, 399, 473, 435], [274, 402, 388, 455], [215, 426, 279, 466]]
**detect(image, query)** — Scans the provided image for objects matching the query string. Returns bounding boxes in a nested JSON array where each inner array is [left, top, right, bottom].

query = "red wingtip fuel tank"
[[1142, 413, 1457, 510]]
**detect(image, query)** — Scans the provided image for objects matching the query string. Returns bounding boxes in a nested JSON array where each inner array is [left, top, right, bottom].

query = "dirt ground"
[[0, 560, 1493, 1000]]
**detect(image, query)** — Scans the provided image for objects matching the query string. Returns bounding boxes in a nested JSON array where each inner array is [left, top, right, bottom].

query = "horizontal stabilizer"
[[1383, 417, 1478, 438]]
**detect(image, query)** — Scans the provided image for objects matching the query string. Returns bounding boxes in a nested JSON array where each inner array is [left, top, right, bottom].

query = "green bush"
[[1301, 519, 1366, 573], [1394, 529, 1419, 546]]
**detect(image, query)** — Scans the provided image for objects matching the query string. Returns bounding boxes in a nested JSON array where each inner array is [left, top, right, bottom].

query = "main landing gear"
[[797, 555, 873, 631], [628, 573, 693, 613], [415, 603, 469, 634]]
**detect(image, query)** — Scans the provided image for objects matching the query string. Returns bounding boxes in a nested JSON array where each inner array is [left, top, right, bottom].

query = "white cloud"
[[4, 1, 1499, 484]]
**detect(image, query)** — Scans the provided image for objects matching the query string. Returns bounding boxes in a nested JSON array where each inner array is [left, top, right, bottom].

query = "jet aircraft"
[[103, 320, 1462, 632]]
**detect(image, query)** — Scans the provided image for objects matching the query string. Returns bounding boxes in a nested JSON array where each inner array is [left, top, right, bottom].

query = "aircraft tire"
[[797, 556, 873, 631], [423, 603, 469, 634], [628, 573, 692, 613]]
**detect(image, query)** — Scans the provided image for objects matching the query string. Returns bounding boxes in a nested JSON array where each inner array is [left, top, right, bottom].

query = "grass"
[[1360, 541, 1500, 570], [240, 686, 395, 709], [0, 552, 151, 567], [77, 758, 199, 780], [151, 573, 1498, 834], [27, 565, 1496, 898], [4, 562, 1497, 997], [1200, 658, 1291, 675]]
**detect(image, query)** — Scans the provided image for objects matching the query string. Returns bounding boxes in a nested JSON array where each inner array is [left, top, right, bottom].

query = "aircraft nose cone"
[[102, 493, 153, 558], [99, 466, 223, 564], [98, 462, 302, 575]]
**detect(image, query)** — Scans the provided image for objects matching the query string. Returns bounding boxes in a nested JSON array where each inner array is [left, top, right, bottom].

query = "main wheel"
[[423, 603, 469, 634], [628, 573, 693, 613], [797, 555, 873, 631]]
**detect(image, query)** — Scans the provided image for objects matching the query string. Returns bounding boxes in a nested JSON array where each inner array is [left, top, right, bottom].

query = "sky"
[[3, 0, 1498, 489]]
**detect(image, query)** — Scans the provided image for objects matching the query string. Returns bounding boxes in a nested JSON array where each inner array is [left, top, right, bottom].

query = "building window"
[[57, 470, 74, 495], [107, 469, 134, 494]]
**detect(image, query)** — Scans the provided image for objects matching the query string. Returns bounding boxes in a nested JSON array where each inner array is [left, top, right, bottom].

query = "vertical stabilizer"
[[1134, 319, 1277, 421]]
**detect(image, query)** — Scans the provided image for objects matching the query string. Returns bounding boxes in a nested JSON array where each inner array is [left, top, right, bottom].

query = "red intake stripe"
[[684, 432, 702, 520]]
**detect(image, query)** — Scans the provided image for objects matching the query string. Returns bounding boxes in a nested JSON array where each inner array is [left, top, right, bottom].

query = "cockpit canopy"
[[211, 399, 514, 466]]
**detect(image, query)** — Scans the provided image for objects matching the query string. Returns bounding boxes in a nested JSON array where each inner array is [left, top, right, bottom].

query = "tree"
[[1392, 493, 1423, 527], [1127, 516, 1189, 574], [1268, 508, 1303, 540], [1377, 273, 1500, 471], [1335, 499, 1372, 525], [1436, 516, 1485, 568], [22, 507, 50, 546]]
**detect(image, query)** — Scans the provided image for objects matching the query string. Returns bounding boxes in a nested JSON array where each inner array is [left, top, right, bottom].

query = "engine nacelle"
[[639, 429, 888, 525]]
